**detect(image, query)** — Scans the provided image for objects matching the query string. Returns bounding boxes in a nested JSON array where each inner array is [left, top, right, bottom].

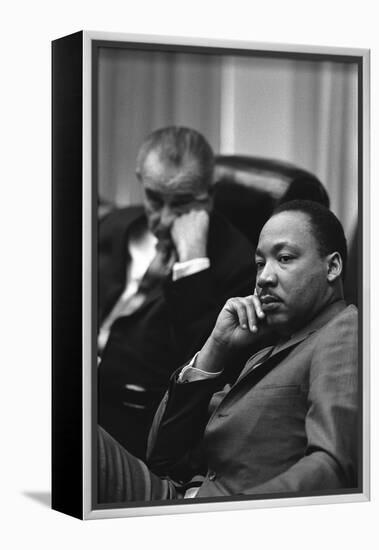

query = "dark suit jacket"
[[147, 300, 359, 496], [98, 206, 255, 457]]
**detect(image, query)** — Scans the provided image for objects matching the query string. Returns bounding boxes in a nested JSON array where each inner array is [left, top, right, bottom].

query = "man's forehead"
[[257, 210, 314, 250], [142, 151, 207, 195]]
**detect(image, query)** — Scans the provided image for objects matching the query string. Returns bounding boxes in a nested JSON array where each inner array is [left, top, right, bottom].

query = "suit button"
[[208, 471, 216, 481]]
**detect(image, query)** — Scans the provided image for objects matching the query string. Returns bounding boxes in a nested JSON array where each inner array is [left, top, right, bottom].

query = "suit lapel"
[[208, 341, 302, 416], [233, 337, 306, 389], [112, 210, 146, 285], [103, 211, 152, 316], [232, 299, 348, 389], [102, 210, 144, 307]]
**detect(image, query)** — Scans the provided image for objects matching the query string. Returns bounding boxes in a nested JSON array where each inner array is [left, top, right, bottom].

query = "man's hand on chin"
[[195, 294, 267, 373], [171, 210, 210, 262]]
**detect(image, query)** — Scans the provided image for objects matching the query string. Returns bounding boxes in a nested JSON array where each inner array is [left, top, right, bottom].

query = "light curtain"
[[97, 48, 358, 245]]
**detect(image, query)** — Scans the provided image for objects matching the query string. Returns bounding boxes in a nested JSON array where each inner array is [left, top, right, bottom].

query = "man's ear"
[[326, 251, 343, 282]]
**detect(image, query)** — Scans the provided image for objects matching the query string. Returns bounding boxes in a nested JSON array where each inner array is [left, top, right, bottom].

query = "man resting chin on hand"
[[98, 200, 358, 503]]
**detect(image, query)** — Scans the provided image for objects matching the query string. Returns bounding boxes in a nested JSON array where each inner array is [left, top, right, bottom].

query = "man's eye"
[[147, 196, 162, 207], [255, 260, 265, 269], [170, 200, 188, 209], [278, 255, 292, 263]]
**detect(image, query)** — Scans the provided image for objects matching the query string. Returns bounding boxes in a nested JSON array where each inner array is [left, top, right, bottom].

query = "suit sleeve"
[[240, 307, 359, 495], [146, 369, 225, 480]]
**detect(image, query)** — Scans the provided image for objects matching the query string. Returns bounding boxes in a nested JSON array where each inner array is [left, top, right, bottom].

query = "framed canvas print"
[[52, 30, 370, 520]]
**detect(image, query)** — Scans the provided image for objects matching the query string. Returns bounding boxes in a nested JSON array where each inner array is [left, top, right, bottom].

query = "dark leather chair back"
[[213, 155, 329, 247]]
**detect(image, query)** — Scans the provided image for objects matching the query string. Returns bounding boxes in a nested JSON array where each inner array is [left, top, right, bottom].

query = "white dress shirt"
[[98, 224, 210, 350]]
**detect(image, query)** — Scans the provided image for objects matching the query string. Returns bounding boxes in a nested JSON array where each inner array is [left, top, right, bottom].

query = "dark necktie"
[[138, 240, 177, 293], [98, 240, 177, 350]]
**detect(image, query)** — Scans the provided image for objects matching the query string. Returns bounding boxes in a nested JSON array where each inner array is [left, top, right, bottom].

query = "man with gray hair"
[[98, 127, 254, 459]]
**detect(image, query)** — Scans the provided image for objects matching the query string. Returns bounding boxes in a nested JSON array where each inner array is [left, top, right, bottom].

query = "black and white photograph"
[[3, 1, 378, 548], [62, 33, 370, 517]]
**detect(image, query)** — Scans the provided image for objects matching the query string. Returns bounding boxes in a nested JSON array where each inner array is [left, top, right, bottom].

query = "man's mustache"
[[256, 291, 282, 303]]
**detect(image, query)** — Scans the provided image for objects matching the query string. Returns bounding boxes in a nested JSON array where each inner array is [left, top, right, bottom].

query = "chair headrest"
[[213, 155, 329, 245]]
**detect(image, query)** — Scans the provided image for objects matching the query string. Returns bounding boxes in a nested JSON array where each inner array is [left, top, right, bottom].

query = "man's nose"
[[256, 262, 278, 288], [159, 205, 175, 227]]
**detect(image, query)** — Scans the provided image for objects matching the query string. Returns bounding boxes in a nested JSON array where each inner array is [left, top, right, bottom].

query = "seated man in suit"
[[98, 199, 358, 502], [98, 127, 254, 459]]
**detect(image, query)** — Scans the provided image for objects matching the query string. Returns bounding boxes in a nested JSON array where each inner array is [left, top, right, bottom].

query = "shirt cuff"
[[172, 257, 210, 281], [178, 352, 223, 383]]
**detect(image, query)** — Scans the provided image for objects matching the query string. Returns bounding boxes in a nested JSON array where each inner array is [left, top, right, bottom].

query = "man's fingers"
[[252, 294, 265, 319], [227, 297, 259, 333], [233, 299, 249, 330], [226, 295, 265, 333], [245, 296, 259, 332]]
